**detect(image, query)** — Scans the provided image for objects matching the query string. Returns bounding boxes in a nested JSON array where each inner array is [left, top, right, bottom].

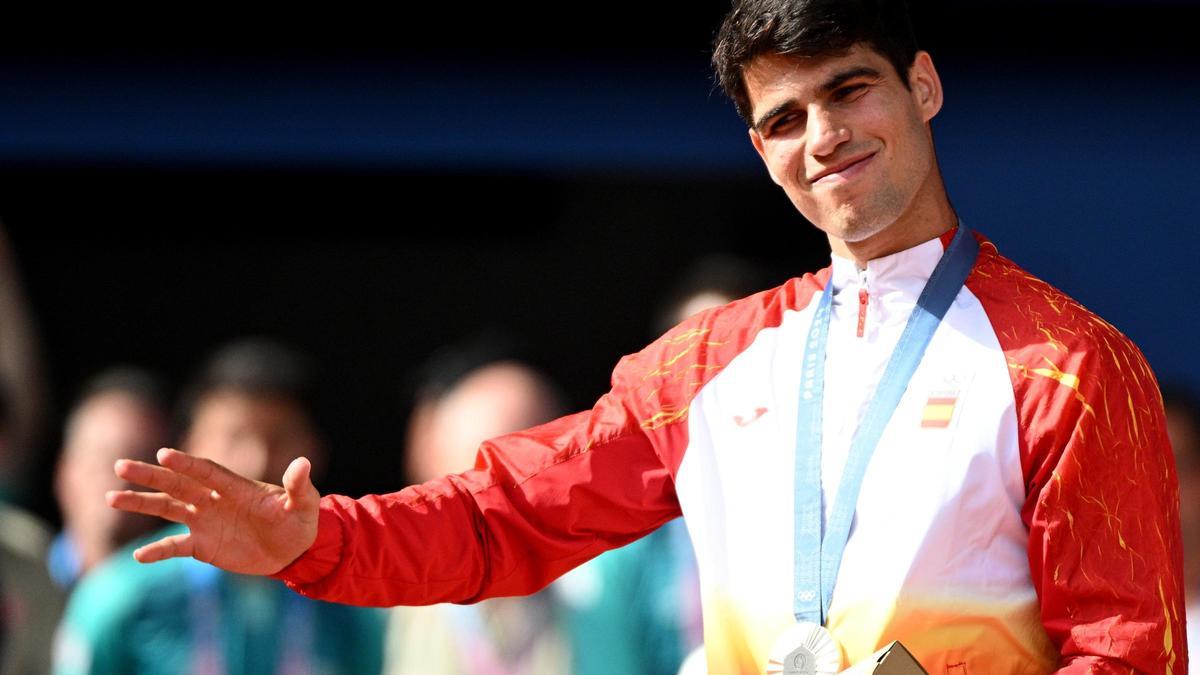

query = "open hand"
[[107, 447, 320, 576]]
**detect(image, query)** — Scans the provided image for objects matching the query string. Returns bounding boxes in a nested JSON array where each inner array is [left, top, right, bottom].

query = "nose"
[[806, 107, 850, 159]]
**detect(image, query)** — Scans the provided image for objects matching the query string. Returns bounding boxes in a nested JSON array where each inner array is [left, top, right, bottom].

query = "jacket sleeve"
[[272, 350, 684, 608], [1019, 332, 1187, 673]]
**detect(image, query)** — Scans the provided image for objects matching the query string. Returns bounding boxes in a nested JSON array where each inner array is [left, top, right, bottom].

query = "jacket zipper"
[[857, 268, 869, 338]]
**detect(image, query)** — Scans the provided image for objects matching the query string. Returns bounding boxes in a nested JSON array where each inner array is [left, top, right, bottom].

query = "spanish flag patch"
[[921, 396, 957, 428]]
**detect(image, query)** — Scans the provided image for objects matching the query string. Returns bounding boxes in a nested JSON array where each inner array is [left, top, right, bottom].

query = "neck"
[[828, 174, 957, 268]]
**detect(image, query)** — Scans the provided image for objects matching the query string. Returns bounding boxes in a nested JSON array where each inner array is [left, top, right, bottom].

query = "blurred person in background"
[[0, 383, 64, 675], [50, 367, 172, 589], [556, 255, 771, 675], [391, 336, 714, 675], [386, 338, 573, 674], [54, 338, 384, 674], [650, 255, 772, 338], [0, 221, 49, 503], [1165, 384, 1200, 673], [0, 220, 60, 672]]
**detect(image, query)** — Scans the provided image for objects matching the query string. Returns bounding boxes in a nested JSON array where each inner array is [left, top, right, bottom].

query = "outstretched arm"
[[272, 400, 682, 607], [110, 401, 680, 608], [107, 312, 724, 608], [107, 447, 321, 575]]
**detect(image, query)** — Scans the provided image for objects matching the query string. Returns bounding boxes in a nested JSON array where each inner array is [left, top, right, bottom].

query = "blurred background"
[[0, 0, 1194, 514], [0, 1, 1196, 672]]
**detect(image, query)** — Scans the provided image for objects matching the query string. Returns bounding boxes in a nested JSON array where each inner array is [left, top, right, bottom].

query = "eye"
[[769, 111, 804, 135], [832, 84, 867, 102]]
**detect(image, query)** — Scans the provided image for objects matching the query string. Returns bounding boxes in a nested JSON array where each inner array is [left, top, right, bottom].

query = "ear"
[[908, 50, 944, 123], [748, 128, 783, 186]]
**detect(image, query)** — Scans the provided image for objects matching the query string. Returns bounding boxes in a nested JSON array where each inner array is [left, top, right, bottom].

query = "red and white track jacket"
[[276, 230, 1186, 674]]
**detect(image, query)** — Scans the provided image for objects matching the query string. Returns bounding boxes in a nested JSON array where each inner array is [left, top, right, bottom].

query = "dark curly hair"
[[712, 0, 919, 126]]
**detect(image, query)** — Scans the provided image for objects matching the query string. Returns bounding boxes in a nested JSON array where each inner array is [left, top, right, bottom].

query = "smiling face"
[[745, 44, 949, 262]]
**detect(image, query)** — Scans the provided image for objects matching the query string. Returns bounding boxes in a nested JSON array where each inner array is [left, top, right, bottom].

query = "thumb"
[[281, 456, 319, 513]]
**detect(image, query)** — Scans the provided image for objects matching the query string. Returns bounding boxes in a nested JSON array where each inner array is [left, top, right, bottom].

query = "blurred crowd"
[[0, 217, 780, 675]]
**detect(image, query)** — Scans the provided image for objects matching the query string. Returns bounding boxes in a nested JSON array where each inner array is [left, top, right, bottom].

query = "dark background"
[[2, 1, 1198, 522]]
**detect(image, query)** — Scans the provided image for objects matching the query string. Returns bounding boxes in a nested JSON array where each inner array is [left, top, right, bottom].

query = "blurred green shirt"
[[53, 525, 385, 675]]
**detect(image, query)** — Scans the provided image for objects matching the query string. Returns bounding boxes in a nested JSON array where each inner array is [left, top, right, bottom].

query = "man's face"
[[57, 392, 169, 569], [745, 44, 943, 247], [406, 363, 559, 483], [184, 390, 321, 484]]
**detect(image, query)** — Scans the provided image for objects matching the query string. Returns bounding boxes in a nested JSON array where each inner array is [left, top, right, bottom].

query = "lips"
[[809, 152, 876, 185]]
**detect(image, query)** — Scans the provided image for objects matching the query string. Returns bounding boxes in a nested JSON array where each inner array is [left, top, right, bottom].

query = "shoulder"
[[606, 271, 826, 443], [613, 271, 828, 402], [63, 525, 193, 632], [966, 234, 1165, 501], [597, 270, 827, 468], [56, 526, 195, 673], [967, 233, 1150, 385]]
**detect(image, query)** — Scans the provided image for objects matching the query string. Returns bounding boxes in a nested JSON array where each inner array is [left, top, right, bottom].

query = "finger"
[[157, 447, 245, 493], [281, 457, 320, 514], [107, 490, 194, 525], [132, 531, 194, 564], [114, 459, 212, 505]]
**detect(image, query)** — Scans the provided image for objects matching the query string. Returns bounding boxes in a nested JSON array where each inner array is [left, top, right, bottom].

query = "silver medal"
[[766, 622, 842, 675]]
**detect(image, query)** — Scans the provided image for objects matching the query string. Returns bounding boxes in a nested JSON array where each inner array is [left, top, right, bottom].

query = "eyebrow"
[[751, 65, 884, 132]]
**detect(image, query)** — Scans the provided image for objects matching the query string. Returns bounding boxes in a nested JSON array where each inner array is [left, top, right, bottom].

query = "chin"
[[825, 209, 893, 245]]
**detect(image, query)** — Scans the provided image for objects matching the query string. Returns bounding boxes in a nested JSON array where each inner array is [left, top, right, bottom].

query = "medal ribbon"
[[793, 225, 978, 625]]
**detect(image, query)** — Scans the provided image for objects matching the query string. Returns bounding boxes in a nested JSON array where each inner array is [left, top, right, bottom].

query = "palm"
[[183, 477, 309, 574], [109, 448, 320, 575]]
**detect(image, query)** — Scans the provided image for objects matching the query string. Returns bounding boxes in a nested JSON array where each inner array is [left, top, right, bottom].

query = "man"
[[51, 367, 171, 588], [0, 385, 64, 675], [386, 346, 573, 674], [108, 2, 1185, 672], [57, 339, 384, 674]]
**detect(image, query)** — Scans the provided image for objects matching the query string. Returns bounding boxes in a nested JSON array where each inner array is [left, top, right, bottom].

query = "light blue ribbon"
[[793, 225, 978, 625]]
